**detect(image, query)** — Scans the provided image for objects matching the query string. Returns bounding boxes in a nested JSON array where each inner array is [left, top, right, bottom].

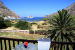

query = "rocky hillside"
[[64, 2, 75, 15], [0, 1, 20, 18], [44, 2, 75, 17]]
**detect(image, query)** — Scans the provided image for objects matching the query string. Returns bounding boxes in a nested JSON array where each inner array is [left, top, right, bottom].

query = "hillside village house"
[[3, 16, 16, 19], [4, 16, 10, 19]]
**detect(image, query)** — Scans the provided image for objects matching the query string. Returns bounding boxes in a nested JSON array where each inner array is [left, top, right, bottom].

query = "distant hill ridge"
[[44, 2, 75, 17], [0, 1, 20, 18]]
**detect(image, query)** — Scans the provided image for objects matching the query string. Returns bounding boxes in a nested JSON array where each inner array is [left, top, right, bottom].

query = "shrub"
[[15, 21, 29, 30], [0, 17, 6, 28], [31, 22, 37, 25], [35, 30, 47, 35], [29, 30, 34, 34], [37, 25, 43, 28], [4, 19, 12, 27], [0, 17, 13, 28], [42, 23, 47, 25], [4, 20, 11, 22], [4, 22, 12, 27]]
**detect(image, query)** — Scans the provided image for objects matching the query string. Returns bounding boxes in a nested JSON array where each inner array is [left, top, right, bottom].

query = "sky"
[[0, 0, 75, 17]]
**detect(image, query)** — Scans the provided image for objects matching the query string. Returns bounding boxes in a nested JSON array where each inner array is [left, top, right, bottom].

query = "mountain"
[[64, 2, 75, 15], [0, 1, 20, 18], [44, 2, 75, 17]]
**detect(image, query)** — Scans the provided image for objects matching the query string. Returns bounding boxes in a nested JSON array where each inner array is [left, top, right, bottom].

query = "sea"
[[9, 17, 50, 22]]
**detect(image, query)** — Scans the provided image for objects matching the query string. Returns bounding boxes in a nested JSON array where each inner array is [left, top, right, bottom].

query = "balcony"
[[0, 37, 75, 50]]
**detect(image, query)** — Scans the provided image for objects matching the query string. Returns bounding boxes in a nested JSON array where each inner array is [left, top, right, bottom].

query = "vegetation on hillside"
[[4, 20, 13, 27], [0, 17, 6, 28], [0, 17, 13, 29], [47, 9, 75, 42]]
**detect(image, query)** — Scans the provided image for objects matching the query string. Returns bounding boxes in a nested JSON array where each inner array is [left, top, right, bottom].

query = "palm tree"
[[47, 9, 75, 42]]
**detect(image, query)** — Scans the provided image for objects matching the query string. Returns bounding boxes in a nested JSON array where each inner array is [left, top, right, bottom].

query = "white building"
[[4, 16, 11, 19]]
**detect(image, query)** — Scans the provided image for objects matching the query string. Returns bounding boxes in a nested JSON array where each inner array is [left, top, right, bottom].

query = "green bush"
[[35, 30, 47, 35], [0, 17, 6, 28], [15, 21, 29, 30], [31, 22, 37, 25], [4, 22, 12, 27], [12, 22, 15, 23], [42, 23, 47, 25], [4, 19, 12, 27], [37, 25, 43, 28], [0, 17, 13, 28], [29, 30, 34, 34], [29, 30, 48, 34], [4, 20, 11, 22]]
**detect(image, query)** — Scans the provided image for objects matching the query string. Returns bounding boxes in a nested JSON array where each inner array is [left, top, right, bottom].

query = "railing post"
[[4, 40, 7, 50], [54, 43, 58, 50], [17, 41, 19, 44], [22, 41, 24, 43], [0, 39, 3, 50], [13, 40, 15, 48], [73, 45, 75, 50], [54, 43, 56, 50], [8, 40, 11, 50], [34, 42, 35, 44], [66, 44, 69, 50], [60, 44, 63, 50]]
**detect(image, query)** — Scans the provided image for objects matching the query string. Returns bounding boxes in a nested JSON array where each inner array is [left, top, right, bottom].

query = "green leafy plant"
[[4, 20, 10, 22], [29, 30, 34, 34], [4, 22, 12, 27], [4, 19, 12, 27], [42, 23, 47, 25], [47, 9, 75, 42], [15, 21, 30, 30], [0, 17, 6, 28], [35, 30, 47, 35], [31, 22, 37, 25]]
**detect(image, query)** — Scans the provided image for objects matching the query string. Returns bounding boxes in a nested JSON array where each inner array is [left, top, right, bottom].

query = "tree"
[[0, 17, 12, 28], [47, 9, 75, 42], [4, 20, 12, 27], [0, 17, 6, 28]]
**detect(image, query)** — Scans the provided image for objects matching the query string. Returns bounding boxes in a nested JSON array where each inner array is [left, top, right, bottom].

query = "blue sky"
[[0, 0, 75, 17]]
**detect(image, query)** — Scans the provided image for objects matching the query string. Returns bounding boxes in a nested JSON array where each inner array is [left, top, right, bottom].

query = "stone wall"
[[0, 29, 29, 34]]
